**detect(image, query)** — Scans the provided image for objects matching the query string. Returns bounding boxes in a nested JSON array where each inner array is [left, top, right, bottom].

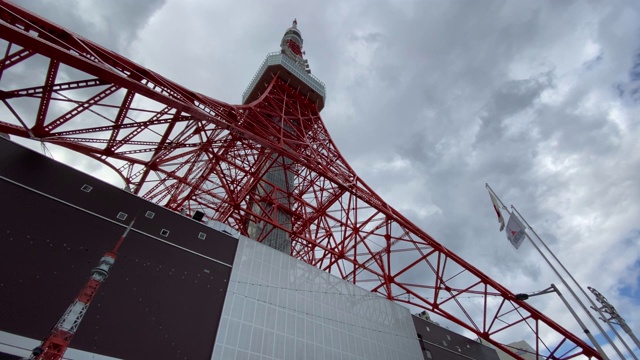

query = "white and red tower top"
[[281, 19, 304, 59], [243, 19, 325, 110]]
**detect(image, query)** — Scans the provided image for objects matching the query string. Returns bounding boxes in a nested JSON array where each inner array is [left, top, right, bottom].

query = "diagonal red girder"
[[0, 45, 34, 74], [0, 2, 601, 359], [0, 78, 107, 100]]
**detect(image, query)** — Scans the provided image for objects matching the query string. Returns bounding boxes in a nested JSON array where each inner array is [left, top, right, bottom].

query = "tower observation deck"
[[242, 19, 326, 111]]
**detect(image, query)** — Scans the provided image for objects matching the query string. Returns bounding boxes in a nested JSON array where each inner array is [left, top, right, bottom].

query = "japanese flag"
[[506, 213, 526, 249], [487, 189, 505, 231]]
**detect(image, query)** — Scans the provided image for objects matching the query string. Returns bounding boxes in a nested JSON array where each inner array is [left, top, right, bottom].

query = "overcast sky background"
[[14, 0, 640, 356]]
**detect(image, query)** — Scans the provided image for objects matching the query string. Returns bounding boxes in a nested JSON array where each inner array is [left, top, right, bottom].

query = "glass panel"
[[250, 327, 263, 354], [274, 308, 285, 334], [214, 237, 423, 359], [243, 299, 256, 323], [254, 302, 266, 328], [221, 346, 235, 360], [236, 350, 249, 360], [238, 322, 252, 352], [226, 319, 241, 348], [263, 328, 274, 357]]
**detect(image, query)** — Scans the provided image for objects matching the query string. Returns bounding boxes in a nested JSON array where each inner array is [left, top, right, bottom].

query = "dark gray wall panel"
[[0, 138, 238, 360]]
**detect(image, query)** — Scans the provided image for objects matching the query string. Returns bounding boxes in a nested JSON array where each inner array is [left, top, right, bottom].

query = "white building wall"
[[211, 236, 424, 360]]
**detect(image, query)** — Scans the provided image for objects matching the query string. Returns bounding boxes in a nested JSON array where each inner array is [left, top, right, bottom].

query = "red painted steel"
[[0, 2, 600, 359]]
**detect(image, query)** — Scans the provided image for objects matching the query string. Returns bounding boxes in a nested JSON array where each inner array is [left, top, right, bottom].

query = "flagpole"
[[512, 206, 638, 360], [485, 184, 509, 213], [485, 184, 618, 359], [510, 204, 626, 360], [514, 224, 612, 358], [549, 283, 609, 359]]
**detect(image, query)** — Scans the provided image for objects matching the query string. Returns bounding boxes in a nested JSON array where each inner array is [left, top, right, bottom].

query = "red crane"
[[0, 2, 600, 359], [30, 219, 135, 360]]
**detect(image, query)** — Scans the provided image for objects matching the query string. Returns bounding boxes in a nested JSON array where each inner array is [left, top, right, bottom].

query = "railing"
[[242, 52, 326, 104]]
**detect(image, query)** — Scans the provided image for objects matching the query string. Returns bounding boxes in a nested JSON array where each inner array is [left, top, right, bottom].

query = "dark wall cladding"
[[413, 316, 500, 360], [0, 138, 238, 360]]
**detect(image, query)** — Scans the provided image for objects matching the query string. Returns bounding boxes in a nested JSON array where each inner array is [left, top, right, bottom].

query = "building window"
[[81, 184, 93, 192], [443, 340, 447, 346], [145, 211, 155, 219], [447, 335, 451, 340], [426, 326, 430, 332], [198, 232, 206, 240], [160, 229, 169, 237], [117, 212, 127, 220], [425, 349, 432, 359]]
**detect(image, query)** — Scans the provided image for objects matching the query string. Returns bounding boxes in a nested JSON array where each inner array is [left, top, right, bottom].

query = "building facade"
[[0, 138, 501, 359]]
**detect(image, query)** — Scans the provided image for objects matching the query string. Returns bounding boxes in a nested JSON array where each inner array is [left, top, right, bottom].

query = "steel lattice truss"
[[0, 2, 600, 359]]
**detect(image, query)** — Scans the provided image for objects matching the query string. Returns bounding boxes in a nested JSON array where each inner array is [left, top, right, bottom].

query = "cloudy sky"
[[11, 0, 640, 357]]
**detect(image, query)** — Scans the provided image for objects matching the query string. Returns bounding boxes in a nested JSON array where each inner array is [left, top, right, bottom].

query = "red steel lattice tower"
[[0, 3, 600, 359]]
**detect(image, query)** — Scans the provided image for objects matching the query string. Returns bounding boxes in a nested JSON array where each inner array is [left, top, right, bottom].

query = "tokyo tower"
[[0, 2, 600, 359]]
